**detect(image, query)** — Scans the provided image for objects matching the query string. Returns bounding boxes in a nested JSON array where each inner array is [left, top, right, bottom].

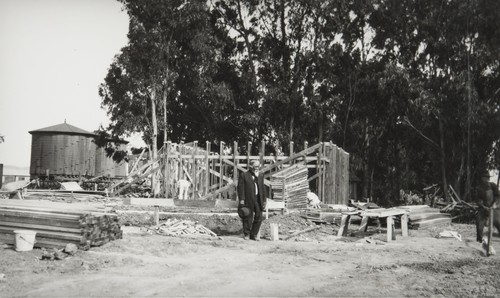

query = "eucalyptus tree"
[[212, 0, 348, 153], [100, 0, 243, 147], [370, 0, 500, 201], [99, 0, 239, 195]]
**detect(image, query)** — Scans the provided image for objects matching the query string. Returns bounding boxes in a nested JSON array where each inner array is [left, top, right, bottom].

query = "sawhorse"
[[337, 208, 409, 242]]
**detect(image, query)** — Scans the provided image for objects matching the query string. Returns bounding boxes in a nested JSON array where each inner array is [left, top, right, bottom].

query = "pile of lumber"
[[147, 219, 217, 238], [0, 200, 122, 250], [300, 205, 357, 224], [299, 208, 340, 224], [399, 205, 452, 229], [271, 164, 309, 209]]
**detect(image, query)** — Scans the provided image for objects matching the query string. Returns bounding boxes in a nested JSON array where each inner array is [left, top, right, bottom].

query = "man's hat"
[[238, 206, 251, 219]]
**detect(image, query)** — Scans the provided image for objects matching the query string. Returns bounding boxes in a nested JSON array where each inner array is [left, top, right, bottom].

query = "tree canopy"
[[99, 0, 500, 205]]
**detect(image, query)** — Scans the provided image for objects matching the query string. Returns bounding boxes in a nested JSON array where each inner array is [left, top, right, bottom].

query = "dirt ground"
[[1, 210, 500, 297]]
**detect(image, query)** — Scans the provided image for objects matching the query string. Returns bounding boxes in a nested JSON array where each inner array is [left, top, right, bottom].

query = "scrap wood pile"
[[146, 219, 218, 238], [110, 150, 162, 196], [270, 164, 309, 209], [0, 200, 122, 250], [438, 186, 478, 223], [399, 205, 452, 229]]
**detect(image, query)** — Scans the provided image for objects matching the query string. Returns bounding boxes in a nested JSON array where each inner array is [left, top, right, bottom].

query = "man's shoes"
[[250, 236, 260, 241], [243, 235, 249, 240]]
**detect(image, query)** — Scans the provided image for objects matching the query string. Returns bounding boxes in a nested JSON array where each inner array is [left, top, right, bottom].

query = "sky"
[[0, 0, 131, 168]]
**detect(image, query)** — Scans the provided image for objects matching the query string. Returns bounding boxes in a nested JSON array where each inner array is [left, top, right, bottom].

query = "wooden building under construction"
[[113, 140, 350, 206], [29, 122, 128, 180]]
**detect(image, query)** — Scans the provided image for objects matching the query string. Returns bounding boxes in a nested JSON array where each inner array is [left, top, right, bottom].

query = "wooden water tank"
[[29, 122, 97, 177]]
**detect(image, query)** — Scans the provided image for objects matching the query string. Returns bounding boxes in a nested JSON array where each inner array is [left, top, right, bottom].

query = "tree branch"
[[403, 116, 440, 150]]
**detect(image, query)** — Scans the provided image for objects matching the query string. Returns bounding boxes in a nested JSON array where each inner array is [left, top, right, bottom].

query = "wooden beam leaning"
[[198, 183, 236, 200], [337, 214, 352, 237], [261, 143, 322, 173], [111, 160, 162, 196]]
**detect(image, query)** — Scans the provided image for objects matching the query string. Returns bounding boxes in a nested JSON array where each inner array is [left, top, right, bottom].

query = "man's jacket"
[[237, 170, 267, 210]]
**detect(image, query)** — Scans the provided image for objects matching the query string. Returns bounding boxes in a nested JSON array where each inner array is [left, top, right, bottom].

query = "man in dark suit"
[[238, 160, 267, 240]]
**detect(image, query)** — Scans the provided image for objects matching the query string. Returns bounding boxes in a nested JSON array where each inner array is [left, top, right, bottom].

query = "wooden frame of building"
[[112, 141, 350, 206]]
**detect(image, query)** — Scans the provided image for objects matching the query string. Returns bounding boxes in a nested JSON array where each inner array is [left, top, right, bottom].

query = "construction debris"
[[438, 230, 462, 241], [146, 219, 219, 238], [281, 225, 320, 240], [41, 248, 67, 261]]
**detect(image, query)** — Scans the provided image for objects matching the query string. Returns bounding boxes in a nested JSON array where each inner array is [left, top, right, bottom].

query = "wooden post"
[[289, 141, 294, 165], [270, 223, 279, 241], [323, 142, 332, 205], [192, 141, 198, 199], [386, 216, 394, 242], [317, 142, 323, 201], [211, 159, 216, 193], [178, 142, 184, 181], [401, 213, 409, 237], [219, 141, 223, 199], [166, 142, 171, 198], [205, 141, 210, 196], [321, 142, 326, 204], [154, 206, 159, 225], [233, 141, 238, 191], [332, 145, 338, 204]]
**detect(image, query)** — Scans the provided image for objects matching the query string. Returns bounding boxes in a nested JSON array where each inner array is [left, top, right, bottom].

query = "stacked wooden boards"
[[399, 205, 452, 229], [0, 199, 122, 250], [300, 205, 357, 223], [270, 164, 309, 209]]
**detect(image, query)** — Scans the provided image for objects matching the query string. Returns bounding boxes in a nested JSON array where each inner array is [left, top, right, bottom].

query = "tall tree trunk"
[[362, 164, 369, 199], [438, 114, 449, 202]]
